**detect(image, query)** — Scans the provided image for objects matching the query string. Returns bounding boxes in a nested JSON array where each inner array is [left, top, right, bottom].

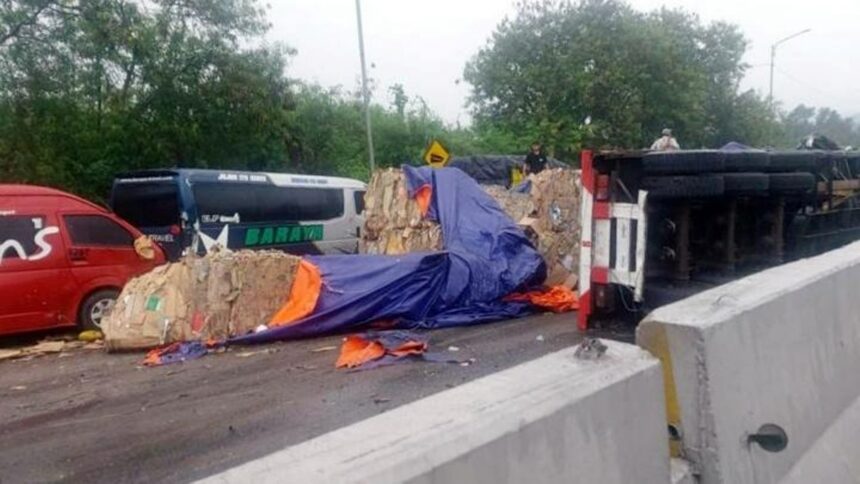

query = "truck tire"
[[643, 150, 725, 175], [641, 175, 724, 199], [724, 151, 769, 171], [79, 289, 119, 331], [767, 151, 817, 172], [722, 173, 769, 196], [769, 172, 816, 195]]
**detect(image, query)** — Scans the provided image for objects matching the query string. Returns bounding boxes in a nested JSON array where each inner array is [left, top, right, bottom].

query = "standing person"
[[524, 142, 548, 175], [650, 128, 681, 151]]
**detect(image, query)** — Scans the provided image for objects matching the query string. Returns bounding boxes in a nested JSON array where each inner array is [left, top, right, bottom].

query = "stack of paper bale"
[[360, 168, 443, 254], [359, 167, 581, 288], [527, 168, 582, 287], [103, 250, 300, 351]]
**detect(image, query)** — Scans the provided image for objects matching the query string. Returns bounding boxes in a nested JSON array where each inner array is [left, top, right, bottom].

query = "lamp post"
[[769, 28, 811, 111], [355, 0, 376, 174]]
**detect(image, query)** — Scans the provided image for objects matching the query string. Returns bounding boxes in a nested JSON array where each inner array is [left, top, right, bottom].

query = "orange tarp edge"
[[269, 259, 323, 327], [505, 285, 579, 313], [415, 184, 432, 217], [336, 335, 386, 368]]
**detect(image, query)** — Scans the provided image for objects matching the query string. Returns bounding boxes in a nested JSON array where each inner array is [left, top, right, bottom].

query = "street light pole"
[[769, 28, 811, 111], [355, 0, 376, 174]]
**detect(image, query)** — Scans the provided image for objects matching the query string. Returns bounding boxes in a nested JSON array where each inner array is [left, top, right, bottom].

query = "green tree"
[[464, 0, 777, 154], [287, 83, 451, 180], [0, 0, 294, 200]]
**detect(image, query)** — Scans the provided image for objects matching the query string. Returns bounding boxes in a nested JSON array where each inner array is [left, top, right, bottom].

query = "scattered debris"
[[0, 349, 24, 361], [459, 358, 477, 367], [536, 334, 545, 342], [574, 338, 608, 360], [142, 341, 214, 366], [311, 345, 338, 353], [11, 385, 26, 391], [235, 349, 274, 358], [336, 331, 433, 370], [447, 345, 460, 352], [78, 330, 103, 342]]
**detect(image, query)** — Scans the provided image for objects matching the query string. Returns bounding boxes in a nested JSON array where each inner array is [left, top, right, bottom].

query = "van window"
[[193, 183, 344, 223], [112, 181, 180, 227], [354, 191, 365, 214], [64, 215, 134, 247], [0, 216, 45, 259]]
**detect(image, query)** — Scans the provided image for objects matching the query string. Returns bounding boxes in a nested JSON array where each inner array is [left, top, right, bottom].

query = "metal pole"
[[769, 45, 776, 111], [355, 0, 376, 174], [769, 28, 811, 112]]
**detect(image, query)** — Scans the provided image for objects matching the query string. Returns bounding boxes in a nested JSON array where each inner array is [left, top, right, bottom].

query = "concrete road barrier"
[[639, 241, 860, 484], [199, 341, 668, 484]]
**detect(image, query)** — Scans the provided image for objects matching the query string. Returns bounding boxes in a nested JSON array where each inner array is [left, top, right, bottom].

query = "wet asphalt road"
[[0, 313, 632, 484]]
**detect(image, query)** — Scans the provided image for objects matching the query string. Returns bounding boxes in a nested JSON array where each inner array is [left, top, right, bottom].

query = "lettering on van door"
[[0, 217, 60, 265], [244, 225, 324, 247]]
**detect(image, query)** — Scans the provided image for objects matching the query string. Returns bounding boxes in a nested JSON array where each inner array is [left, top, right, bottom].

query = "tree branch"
[[0, 0, 55, 46]]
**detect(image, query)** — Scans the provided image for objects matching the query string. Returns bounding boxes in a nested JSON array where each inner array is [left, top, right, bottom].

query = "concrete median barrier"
[[639, 240, 860, 484], [199, 341, 668, 484]]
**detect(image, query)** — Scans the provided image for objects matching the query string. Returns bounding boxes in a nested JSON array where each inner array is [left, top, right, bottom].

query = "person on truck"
[[650, 128, 681, 151], [524, 142, 548, 175]]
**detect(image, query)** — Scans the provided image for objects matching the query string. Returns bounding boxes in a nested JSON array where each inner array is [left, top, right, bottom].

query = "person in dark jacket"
[[524, 142, 548, 175]]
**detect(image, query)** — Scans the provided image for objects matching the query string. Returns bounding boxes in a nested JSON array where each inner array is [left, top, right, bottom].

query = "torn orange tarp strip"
[[414, 184, 432, 217], [269, 259, 322, 327], [335, 335, 386, 369], [389, 340, 428, 357], [505, 285, 579, 313]]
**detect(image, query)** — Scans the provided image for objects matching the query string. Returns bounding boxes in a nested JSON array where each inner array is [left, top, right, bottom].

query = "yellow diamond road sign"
[[423, 139, 450, 168]]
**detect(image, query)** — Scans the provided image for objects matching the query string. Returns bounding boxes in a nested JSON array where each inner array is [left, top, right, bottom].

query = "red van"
[[0, 185, 166, 336]]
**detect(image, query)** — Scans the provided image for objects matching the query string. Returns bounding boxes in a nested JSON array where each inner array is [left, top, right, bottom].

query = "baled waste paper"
[[360, 168, 442, 254], [103, 250, 300, 351]]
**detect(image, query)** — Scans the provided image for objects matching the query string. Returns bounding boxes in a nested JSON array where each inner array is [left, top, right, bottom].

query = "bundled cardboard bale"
[[103, 250, 300, 351], [527, 168, 582, 287], [360, 168, 443, 254], [483, 185, 534, 223]]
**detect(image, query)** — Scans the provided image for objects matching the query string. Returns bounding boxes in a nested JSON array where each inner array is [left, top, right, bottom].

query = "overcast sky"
[[267, 0, 860, 125]]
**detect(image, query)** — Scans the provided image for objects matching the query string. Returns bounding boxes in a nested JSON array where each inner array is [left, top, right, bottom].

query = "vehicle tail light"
[[596, 174, 610, 201]]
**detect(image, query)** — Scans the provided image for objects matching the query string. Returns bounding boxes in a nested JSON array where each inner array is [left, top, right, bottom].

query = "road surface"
[[0, 313, 630, 483]]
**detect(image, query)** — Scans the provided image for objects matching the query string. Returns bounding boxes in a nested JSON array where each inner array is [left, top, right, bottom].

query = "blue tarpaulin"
[[232, 166, 546, 343]]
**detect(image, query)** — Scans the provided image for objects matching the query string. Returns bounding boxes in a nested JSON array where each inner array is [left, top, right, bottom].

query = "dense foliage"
[[1, 0, 858, 200]]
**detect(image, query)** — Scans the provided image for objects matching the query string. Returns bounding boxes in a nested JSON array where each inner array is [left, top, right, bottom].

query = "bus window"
[[193, 183, 263, 223], [354, 191, 365, 214], [193, 183, 345, 223], [112, 182, 180, 228], [287, 186, 344, 220]]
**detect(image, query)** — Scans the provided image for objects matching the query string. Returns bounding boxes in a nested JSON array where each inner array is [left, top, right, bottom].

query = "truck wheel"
[[769, 172, 816, 194], [767, 151, 818, 172], [79, 289, 119, 331], [641, 175, 724, 199], [724, 151, 769, 172], [723, 173, 769, 196], [643, 150, 725, 175]]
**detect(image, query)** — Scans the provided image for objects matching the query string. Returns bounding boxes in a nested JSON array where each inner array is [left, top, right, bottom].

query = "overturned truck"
[[579, 148, 860, 327]]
